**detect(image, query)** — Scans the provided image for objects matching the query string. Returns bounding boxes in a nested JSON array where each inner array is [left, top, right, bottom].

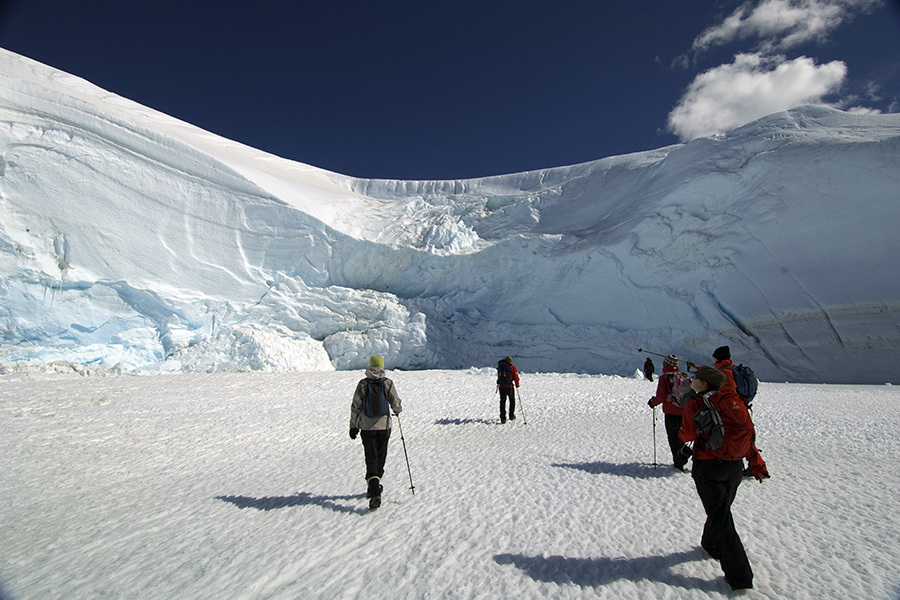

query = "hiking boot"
[[724, 576, 752, 591], [369, 495, 382, 510], [500, 417, 507, 424], [509, 415, 516, 420], [366, 477, 382, 499]]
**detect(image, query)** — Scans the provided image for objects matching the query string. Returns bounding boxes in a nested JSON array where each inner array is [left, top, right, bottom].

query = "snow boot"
[[367, 477, 383, 510], [366, 477, 382, 499]]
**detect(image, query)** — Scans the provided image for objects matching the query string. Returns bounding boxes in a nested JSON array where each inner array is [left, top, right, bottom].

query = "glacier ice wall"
[[1, 49, 899, 382]]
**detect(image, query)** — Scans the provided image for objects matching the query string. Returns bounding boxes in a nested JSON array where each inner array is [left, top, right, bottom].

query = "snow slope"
[[2, 370, 898, 599], [1, 48, 899, 382]]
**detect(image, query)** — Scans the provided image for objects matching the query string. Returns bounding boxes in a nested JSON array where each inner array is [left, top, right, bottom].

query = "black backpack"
[[362, 377, 390, 418], [497, 360, 512, 386]]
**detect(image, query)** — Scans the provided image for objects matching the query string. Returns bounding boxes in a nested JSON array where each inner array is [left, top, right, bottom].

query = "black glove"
[[674, 444, 693, 470], [349, 427, 359, 440], [648, 398, 655, 408]]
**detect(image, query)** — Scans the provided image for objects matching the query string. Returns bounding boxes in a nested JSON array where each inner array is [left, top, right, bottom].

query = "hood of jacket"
[[365, 366, 386, 379]]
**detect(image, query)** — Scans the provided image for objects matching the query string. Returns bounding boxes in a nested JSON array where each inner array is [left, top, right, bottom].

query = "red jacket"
[[714, 358, 738, 395], [498, 364, 520, 389], [679, 388, 768, 478], [649, 364, 685, 415]]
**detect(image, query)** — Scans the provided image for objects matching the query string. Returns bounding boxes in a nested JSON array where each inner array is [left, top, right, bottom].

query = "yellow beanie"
[[369, 354, 384, 369]]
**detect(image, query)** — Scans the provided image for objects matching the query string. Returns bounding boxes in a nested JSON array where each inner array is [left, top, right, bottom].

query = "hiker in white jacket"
[[349, 354, 402, 509]]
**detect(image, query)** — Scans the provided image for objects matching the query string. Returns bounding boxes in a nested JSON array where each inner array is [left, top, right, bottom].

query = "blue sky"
[[1, 0, 898, 180]]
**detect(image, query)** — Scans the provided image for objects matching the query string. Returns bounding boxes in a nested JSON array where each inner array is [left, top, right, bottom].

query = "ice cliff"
[[1, 48, 898, 382]]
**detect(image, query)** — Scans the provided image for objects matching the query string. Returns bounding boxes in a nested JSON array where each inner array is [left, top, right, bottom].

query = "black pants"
[[664, 413, 688, 462], [692, 458, 753, 589], [499, 387, 516, 420], [360, 429, 391, 481]]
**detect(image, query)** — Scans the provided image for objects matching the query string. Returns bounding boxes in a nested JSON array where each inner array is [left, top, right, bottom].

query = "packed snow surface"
[[1, 48, 900, 382], [1, 369, 898, 599]]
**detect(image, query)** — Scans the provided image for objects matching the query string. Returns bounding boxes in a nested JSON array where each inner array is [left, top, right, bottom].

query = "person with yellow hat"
[[349, 354, 402, 510]]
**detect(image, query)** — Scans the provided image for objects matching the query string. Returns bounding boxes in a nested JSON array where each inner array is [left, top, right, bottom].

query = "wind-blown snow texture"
[[1, 48, 899, 383], [2, 370, 899, 599]]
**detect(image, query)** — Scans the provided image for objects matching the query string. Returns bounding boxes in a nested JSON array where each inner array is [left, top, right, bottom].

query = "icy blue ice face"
[[1, 48, 899, 382]]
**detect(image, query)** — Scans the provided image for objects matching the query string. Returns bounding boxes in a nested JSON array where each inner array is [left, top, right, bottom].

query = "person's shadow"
[[552, 460, 679, 479], [215, 492, 368, 515], [494, 548, 722, 591], [434, 417, 496, 426]]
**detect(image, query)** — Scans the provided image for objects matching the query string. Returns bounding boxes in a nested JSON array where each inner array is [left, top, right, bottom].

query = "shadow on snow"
[[494, 548, 722, 591], [433, 417, 497, 426], [215, 492, 368, 515], [551, 460, 681, 479]]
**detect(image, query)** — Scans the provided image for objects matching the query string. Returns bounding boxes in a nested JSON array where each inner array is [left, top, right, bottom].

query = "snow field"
[[1, 371, 899, 599]]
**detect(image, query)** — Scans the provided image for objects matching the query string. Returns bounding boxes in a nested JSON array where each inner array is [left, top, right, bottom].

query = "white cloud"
[[692, 0, 881, 54], [667, 53, 847, 141], [846, 106, 882, 115]]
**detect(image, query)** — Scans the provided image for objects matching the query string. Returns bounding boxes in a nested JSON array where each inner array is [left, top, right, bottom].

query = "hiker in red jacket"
[[688, 345, 737, 395], [496, 356, 520, 423], [712, 345, 738, 395], [679, 366, 769, 592], [689, 345, 755, 476], [647, 354, 693, 470]]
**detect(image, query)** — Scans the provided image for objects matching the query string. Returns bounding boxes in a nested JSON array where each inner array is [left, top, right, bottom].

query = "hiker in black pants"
[[647, 354, 692, 469], [496, 356, 520, 423], [679, 366, 769, 591], [643, 357, 655, 381], [349, 354, 402, 509]]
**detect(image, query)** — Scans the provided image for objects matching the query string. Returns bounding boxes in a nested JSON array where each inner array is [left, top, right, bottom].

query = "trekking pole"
[[638, 348, 692, 366], [516, 388, 527, 425], [638, 347, 669, 359], [652, 405, 658, 469], [394, 413, 415, 495]]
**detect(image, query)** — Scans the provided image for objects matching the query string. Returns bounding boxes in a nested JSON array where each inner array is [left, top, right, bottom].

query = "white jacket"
[[349, 367, 402, 430]]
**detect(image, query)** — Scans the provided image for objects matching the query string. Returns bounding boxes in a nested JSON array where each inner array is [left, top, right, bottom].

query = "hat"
[[369, 354, 384, 369], [504, 356, 512, 362], [664, 354, 678, 367], [713, 345, 731, 361], [694, 366, 726, 389]]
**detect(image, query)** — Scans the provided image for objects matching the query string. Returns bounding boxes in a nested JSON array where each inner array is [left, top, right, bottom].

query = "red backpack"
[[694, 391, 755, 461]]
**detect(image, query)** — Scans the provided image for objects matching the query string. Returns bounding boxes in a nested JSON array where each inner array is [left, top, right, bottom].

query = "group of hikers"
[[347, 346, 769, 592]]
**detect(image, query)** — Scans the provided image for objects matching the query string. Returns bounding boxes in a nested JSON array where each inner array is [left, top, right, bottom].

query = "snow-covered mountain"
[[1, 48, 898, 383]]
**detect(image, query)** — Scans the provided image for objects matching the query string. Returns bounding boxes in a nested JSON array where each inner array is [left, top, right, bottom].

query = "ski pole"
[[516, 387, 527, 425], [394, 413, 415, 495], [638, 347, 669, 358], [652, 405, 658, 469], [638, 348, 692, 366]]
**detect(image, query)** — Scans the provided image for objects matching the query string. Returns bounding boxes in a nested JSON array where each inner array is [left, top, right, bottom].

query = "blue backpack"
[[362, 377, 390, 418], [724, 364, 758, 404]]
